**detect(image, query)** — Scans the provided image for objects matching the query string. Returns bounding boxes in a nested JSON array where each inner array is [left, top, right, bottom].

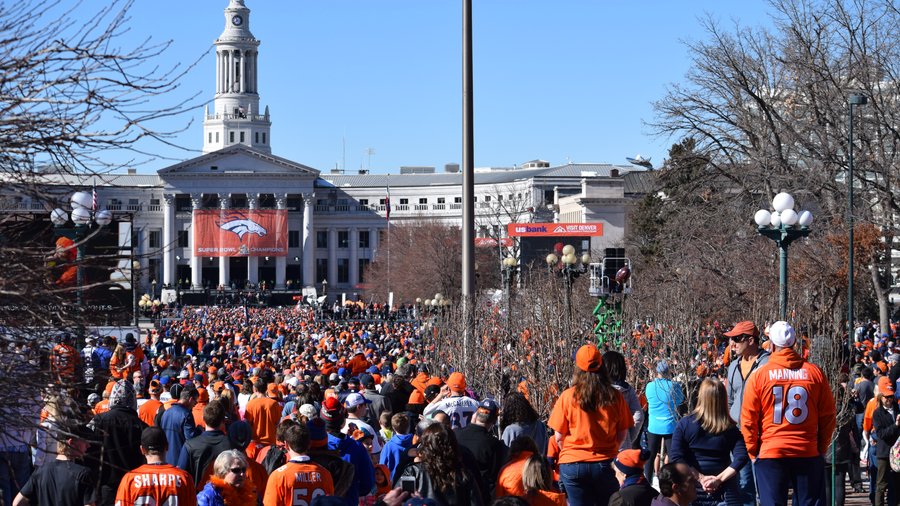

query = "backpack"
[[261, 444, 287, 474], [891, 436, 900, 472]]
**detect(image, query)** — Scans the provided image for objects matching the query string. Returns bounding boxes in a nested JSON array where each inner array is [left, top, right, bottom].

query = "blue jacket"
[[328, 432, 375, 506], [92, 346, 112, 372], [196, 482, 224, 506], [379, 432, 414, 483], [160, 403, 201, 465], [670, 414, 748, 475]]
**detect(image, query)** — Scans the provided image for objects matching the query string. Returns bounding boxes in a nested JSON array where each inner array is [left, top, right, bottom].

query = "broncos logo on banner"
[[218, 212, 268, 240]]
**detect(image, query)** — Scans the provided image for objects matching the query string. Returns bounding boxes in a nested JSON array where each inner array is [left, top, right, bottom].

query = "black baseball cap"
[[141, 427, 168, 452]]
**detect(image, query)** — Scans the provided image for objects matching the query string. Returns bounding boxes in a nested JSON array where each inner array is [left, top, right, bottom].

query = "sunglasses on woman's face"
[[229, 467, 246, 475]]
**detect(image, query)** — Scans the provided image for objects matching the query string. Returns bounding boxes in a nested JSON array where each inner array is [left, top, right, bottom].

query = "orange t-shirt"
[[263, 458, 334, 506], [245, 397, 282, 446], [495, 451, 532, 498], [93, 399, 110, 416], [115, 463, 197, 506], [138, 399, 163, 427], [547, 387, 633, 463], [863, 397, 878, 433], [740, 349, 836, 459], [526, 489, 568, 506]]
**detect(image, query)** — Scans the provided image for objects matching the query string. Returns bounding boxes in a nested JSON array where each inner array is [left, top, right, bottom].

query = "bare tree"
[[0, 0, 201, 453]]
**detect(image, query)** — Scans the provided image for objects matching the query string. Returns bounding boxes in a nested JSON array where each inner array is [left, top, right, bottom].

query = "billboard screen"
[[193, 209, 288, 257], [507, 222, 603, 237]]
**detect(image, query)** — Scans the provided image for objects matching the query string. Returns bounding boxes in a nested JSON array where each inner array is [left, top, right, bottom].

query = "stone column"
[[239, 51, 245, 93], [349, 227, 359, 290], [163, 194, 175, 286], [218, 193, 230, 288], [247, 194, 259, 285], [369, 227, 379, 259], [190, 193, 202, 289], [327, 228, 337, 287], [275, 193, 287, 289], [302, 193, 315, 286]]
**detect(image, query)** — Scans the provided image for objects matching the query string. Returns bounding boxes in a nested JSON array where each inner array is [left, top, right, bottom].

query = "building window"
[[419, 198, 427, 204], [215, 132, 219, 143], [148, 258, 160, 283], [148, 230, 161, 249], [316, 231, 328, 248], [208, 132, 212, 144], [485, 195, 492, 202], [315, 259, 327, 284], [498, 195, 503, 201], [379, 198, 387, 205], [454, 197, 462, 203], [358, 259, 370, 283], [255, 132, 259, 144], [239, 131, 245, 143], [177, 230, 189, 248], [359, 230, 370, 248], [337, 258, 349, 283], [338, 231, 349, 248], [229, 131, 234, 143], [289, 230, 300, 248], [359, 199, 369, 206], [399, 198, 408, 205], [262, 133, 266, 144], [437, 197, 445, 204]]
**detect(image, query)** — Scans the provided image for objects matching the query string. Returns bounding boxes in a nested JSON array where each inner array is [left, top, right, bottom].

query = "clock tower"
[[203, 0, 271, 154]]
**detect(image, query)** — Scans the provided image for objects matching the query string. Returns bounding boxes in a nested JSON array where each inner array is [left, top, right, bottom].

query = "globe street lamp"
[[848, 93, 867, 341], [50, 191, 113, 306], [547, 244, 591, 321], [754, 192, 814, 320]]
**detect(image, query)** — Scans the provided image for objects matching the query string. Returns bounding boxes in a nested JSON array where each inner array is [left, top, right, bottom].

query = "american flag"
[[385, 184, 391, 222], [91, 186, 97, 212]]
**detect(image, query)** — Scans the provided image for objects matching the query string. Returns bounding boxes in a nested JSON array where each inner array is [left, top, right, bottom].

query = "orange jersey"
[[51, 343, 79, 380], [263, 459, 334, 506], [740, 348, 836, 459], [863, 397, 878, 433], [138, 399, 163, 427], [115, 463, 197, 506]]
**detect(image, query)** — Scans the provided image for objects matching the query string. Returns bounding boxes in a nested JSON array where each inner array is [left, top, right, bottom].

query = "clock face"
[[232, 15, 243, 26]]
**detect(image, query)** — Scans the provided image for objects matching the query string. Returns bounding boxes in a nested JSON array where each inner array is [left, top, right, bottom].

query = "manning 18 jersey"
[[740, 349, 836, 459]]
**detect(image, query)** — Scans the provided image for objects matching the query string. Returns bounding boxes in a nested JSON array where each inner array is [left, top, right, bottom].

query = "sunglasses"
[[229, 467, 246, 475], [730, 334, 749, 343]]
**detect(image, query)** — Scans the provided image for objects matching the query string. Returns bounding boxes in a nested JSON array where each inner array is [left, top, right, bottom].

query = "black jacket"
[[609, 482, 658, 506], [454, 423, 508, 502], [178, 429, 235, 486], [872, 405, 900, 459], [89, 406, 147, 505], [400, 462, 484, 506]]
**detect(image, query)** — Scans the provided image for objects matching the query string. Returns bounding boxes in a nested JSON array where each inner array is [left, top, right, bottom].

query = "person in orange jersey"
[[740, 321, 835, 506], [115, 427, 197, 506], [548, 344, 633, 506], [138, 380, 165, 426], [263, 424, 334, 506]]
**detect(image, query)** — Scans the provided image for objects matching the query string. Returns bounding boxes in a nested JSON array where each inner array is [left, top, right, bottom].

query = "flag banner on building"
[[193, 209, 288, 257], [507, 222, 603, 237]]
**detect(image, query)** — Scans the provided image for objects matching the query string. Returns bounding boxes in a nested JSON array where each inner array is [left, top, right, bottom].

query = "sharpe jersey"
[[115, 463, 197, 506], [740, 348, 836, 459]]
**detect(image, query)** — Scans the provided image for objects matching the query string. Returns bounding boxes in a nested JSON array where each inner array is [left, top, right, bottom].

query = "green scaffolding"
[[593, 295, 624, 347]]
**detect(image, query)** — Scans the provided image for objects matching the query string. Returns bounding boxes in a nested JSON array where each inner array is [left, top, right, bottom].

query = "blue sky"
[[106, 0, 773, 174]]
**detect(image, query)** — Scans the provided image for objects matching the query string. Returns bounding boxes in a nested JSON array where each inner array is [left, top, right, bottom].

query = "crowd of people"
[[0, 303, 895, 506]]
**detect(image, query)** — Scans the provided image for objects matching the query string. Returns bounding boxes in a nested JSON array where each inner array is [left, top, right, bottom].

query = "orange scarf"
[[210, 476, 258, 506]]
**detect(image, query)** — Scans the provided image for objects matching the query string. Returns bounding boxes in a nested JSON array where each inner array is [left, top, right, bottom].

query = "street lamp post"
[[848, 93, 867, 341], [754, 192, 814, 320], [50, 192, 112, 306], [501, 256, 517, 327], [546, 244, 591, 321]]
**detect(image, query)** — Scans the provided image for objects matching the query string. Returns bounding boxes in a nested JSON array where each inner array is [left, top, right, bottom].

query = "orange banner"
[[193, 209, 288, 257]]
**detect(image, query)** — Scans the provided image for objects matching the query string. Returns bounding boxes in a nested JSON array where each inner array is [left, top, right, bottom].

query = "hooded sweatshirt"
[[740, 348, 836, 459], [379, 432, 414, 483]]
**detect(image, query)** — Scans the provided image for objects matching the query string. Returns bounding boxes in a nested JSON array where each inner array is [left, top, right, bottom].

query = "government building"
[[6, 0, 650, 305]]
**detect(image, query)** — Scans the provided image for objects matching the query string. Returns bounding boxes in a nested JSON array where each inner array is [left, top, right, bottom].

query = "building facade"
[[4, 0, 648, 302]]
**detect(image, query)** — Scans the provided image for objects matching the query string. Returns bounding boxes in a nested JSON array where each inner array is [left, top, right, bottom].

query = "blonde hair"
[[213, 450, 247, 478], [521, 454, 552, 493], [693, 378, 733, 434]]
